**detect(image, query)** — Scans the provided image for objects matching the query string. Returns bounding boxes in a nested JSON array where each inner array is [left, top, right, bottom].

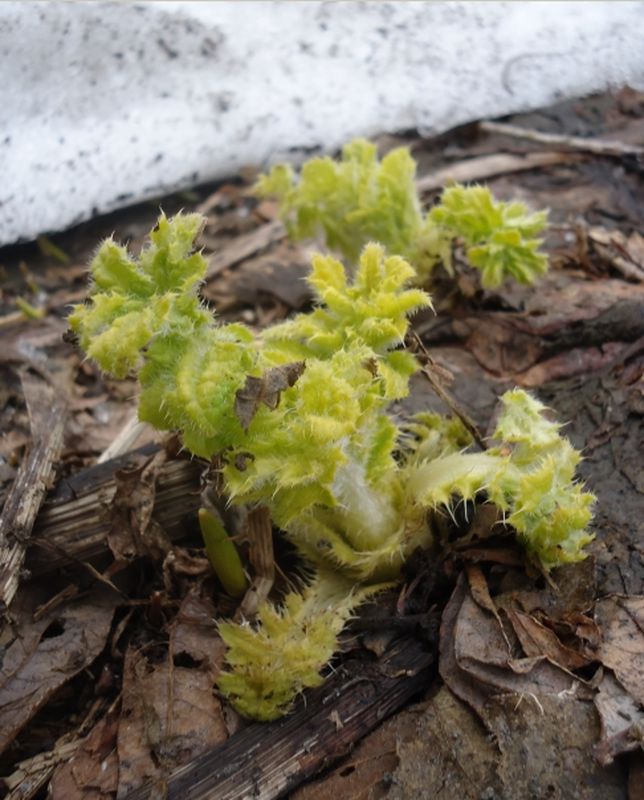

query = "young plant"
[[255, 138, 549, 288], [69, 212, 593, 720]]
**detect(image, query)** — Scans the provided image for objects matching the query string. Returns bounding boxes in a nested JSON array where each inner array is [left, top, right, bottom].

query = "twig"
[[0, 369, 68, 610], [0, 311, 29, 329], [416, 150, 583, 193], [479, 120, 644, 159], [409, 332, 486, 450]]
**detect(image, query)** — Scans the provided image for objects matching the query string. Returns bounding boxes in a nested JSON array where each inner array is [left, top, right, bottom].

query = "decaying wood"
[[27, 446, 202, 576], [124, 635, 434, 800], [479, 120, 644, 158], [0, 370, 68, 610]]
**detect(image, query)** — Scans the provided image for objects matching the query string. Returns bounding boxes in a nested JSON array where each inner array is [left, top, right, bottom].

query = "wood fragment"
[[479, 120, 644, 158], [27, 446, 203, 576], [239, 506, 275, 618], [416, 150, 584, 193], [122, 636, 434, 800], [0, 370, 68, 610], [97, 414, 150, 463]]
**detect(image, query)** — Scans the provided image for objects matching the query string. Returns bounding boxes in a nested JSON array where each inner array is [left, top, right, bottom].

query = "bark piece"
[[28, 446, 202, 576], [0, 370, 68, 609]]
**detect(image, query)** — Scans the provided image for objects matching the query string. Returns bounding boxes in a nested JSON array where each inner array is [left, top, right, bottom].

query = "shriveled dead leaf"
[[107, 449, 171, 563], [589, 227, 644, 282], [465, 563, 511, 649], [48, 709, 119, 800], [500, 558, 597, 618], [440, 575, 574, 719], [594, 671, 644, 765], [234, 361, 305, 432], [116, 592, 227, 797], [505, 608, 592, 671], [595, 595, 644, 704], [0, 589, 117, 754]]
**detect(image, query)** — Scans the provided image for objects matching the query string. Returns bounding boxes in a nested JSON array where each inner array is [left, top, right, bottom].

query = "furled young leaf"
[[217, 574, 366, 720], [405, 390, 595, 568], [69, 212, 211, 378]]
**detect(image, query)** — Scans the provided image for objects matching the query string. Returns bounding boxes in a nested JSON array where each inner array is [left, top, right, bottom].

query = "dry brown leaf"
[[234, 361, 305, 432], [48, 710, 119, 800], [458, 547, 523, 567], [169, 589, 226, 682], [0, 589, 117, 755], [595, 595, 644, 705], [452, 275, 643, 379], [107, 449, 171, 563], [505, 608, 592, 671], [594, 671, 644, 765], [465, 564, 511, 651], [589, 227, 644, 282], [115, 592, 226, 797], [515, 343, 628, 387], [439, 576, 573, 720]]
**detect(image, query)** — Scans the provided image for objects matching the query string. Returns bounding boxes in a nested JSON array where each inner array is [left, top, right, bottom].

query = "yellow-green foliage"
[[70, 212, 593, 720], [256, 138, 548, 287], [427, 186, 548, 287], [405, 391, 594, 569], [217, 574, 372, 720]]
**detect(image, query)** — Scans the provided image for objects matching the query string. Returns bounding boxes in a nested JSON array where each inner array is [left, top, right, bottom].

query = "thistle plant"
[[255, 138, 549, 288], [69, 211, 593, 721]]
